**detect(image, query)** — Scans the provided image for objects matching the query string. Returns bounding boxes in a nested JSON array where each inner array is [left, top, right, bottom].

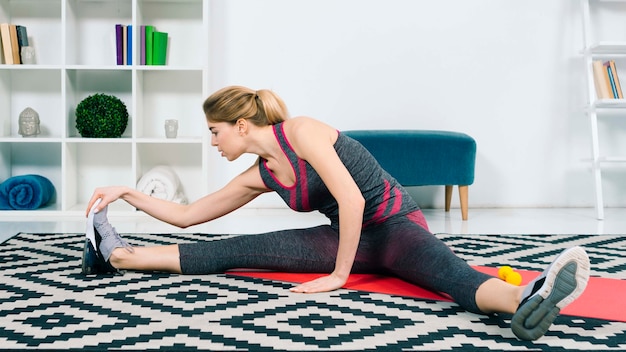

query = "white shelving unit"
[[580, 0, 626, 220], [0, 0, 211, 216]]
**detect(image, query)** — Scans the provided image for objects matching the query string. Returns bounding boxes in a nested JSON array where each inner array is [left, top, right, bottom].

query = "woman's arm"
[[286, 117, 365, 293], [86, 163, 270, 228]]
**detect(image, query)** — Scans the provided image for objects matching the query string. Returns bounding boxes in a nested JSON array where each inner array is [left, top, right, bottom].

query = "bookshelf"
[[0, 0, 211, 217], [580, 0, 626, 220]]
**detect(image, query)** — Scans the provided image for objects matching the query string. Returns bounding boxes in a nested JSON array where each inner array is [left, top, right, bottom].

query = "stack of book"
[[0, 23, 29, 64], [592, 60, 624, 100], [115, 24, 168, 66]]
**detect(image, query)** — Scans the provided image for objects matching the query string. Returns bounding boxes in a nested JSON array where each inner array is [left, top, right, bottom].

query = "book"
[[152, 31, 168, 65], [592, 60, 611, 100], [608, 60, 623, 99], [600, 60, 615, 98], [122, 25, 127, 65], [16, 25, 29, 64], [604, 61, 618, 99], [115, 24, 123, 65], [140, 25, 145, 65], [9, 24, 20, 64], [127, 24, 132, 65], [16, 25, 28, 47], [145, 25, 155, 65], [0, 23, 12, 64]]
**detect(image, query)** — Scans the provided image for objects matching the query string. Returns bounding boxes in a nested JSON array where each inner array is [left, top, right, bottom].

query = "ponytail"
[[255, 89, 289, 125], [203, 86, 289, 126]]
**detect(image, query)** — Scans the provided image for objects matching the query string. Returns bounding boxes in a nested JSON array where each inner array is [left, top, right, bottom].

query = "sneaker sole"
[[511, 246, 590, 341], [81, 238, 99, 275], [85, 198, 101, 250]]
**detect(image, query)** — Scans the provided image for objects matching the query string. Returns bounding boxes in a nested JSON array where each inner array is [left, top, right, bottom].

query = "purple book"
[[115, 24, 123, 65], [140, 25, 145, 65]]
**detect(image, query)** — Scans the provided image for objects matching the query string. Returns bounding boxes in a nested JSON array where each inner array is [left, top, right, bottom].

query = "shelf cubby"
[[0, 141, 62, 211], [136, 69, 204, 139], [136, 142, 205, 203], [0, 69, 63, 138], [136, 0, 206, 67], [65, 0, 132, 66], [64, 141, 134, 212], [0, 0, 63, 66], [65, 68, 133, 138]]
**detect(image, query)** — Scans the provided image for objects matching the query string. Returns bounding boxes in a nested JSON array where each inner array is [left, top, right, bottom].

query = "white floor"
[[1, 207, 625, 243]]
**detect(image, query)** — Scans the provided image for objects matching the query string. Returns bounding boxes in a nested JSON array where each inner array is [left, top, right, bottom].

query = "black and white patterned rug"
[[1, 232, 625, 351]]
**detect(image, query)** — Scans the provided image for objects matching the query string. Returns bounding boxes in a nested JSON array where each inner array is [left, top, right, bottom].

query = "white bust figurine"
[[18, 107, 41, 137]]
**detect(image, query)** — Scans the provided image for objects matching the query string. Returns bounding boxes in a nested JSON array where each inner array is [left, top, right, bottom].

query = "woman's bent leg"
[[376, 216, 493, 314]]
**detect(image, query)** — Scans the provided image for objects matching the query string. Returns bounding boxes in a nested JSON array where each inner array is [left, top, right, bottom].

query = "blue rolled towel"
[[0, 175, 56, 210]]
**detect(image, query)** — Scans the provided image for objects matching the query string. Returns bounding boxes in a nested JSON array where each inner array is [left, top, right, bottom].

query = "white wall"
[[208, 0, 626, 209]]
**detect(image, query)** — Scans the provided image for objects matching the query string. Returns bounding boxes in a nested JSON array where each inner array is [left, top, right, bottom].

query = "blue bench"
[[343, 130, 476, 220]]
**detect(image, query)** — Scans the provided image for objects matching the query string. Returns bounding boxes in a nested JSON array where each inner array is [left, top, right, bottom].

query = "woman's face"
[[208, 121, 244, 161]]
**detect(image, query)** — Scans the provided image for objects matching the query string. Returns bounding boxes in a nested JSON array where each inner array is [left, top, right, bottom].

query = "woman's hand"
[[85, 186, 130, 217], [289, 272, 348, 294]]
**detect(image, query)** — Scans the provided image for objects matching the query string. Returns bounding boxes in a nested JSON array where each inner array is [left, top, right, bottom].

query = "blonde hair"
[[203, 86, 289, 126]]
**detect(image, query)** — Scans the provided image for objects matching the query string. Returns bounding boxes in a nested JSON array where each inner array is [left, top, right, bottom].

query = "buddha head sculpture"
[[18, 107, 41, 137]]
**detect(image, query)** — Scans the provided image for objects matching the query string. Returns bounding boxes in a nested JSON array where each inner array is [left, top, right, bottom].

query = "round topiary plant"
[[75, 93, 129, 138]]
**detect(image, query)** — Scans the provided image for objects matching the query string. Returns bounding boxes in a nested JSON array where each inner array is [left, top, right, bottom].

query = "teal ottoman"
[[343, 130, 476, 220]]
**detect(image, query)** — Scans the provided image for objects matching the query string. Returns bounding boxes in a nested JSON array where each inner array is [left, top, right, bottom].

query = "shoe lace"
[[98, 222, 134, 254]]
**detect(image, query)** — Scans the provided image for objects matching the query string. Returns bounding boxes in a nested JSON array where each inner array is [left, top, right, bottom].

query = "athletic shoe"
[[82, 199, 115, 274], [81, 238, 105, 275], [81, 199, 130, 274], [92, 201, 134, 264], [511, 246, 590, 341]]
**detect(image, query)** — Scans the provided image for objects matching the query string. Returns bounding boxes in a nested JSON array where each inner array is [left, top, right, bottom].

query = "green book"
[[145, 25, 154, 65], [152, 31, 168, 65]]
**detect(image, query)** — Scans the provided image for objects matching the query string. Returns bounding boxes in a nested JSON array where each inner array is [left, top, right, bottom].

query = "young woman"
[[82, 85, 590, 341]]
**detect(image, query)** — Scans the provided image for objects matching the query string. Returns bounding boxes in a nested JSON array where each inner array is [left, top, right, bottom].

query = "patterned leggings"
[[178, 211, 492, 314]]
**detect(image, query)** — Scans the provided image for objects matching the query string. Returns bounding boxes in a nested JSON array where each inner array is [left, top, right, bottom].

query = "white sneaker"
[[511, 246, 590, 340]]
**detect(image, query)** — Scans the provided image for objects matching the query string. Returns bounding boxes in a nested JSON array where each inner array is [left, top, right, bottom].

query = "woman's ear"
[[237, 118, 248, 136]]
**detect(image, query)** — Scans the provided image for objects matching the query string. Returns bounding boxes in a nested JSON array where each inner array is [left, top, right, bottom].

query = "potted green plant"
[[75, 93, 129, 138]]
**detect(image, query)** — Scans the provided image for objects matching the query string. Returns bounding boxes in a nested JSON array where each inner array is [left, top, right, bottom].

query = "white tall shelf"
[[580, 0, 626, 220], [0, 0, 211, 217]]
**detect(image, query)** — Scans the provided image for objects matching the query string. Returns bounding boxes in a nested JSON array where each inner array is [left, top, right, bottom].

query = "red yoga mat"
[[229, 266, 625, 322]]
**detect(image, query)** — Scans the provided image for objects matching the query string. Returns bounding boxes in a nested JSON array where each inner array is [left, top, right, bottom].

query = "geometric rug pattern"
[[1, 232, 625, 351]]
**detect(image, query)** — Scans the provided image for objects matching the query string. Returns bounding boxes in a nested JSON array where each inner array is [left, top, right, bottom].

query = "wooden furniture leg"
[[445, 185, 469, 220], [445, 185, 453, 212], [459, 185, 468, 221]]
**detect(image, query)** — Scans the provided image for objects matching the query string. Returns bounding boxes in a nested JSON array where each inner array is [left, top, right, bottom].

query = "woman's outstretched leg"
[[95, 226, 345, 274], [178, 225, 356, 274], [83, 203, 351, 275]]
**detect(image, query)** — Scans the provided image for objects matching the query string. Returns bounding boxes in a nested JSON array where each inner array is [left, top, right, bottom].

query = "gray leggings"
[[179, 212, 492, 314]]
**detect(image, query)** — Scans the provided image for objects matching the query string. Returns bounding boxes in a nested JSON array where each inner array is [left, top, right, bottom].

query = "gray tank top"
[[259, 122, 420, 230]]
